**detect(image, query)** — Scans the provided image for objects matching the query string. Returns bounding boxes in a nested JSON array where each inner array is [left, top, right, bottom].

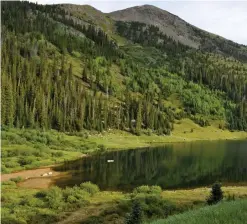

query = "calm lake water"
[[55, 140, 247, 190]]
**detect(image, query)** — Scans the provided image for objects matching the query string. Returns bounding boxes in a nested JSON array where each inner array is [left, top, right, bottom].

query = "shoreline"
[[2, 134, 247, 178]]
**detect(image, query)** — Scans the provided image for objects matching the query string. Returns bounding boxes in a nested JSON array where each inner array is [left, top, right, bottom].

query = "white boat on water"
[[107, 160, 114, 163]]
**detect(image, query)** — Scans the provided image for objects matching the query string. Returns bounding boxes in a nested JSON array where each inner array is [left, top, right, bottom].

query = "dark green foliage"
[[1, 0, 247, 135], [116, 21, 247, 131], [1, 217, 27, 224], [131, 186, 177, 219], [82, 216, 104, 224], [125, 202, 143, 224], [9, 176, 23, 183], [207, 182, 224, 205], [2, 183, 97, 224]]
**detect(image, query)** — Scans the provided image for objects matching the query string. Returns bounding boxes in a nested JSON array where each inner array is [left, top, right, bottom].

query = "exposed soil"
[[1, 166, 58, 181], [1, 166, 66, 189]]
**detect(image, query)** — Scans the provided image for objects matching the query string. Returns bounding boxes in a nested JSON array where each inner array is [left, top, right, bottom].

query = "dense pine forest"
[[1, 1, 247, 134]]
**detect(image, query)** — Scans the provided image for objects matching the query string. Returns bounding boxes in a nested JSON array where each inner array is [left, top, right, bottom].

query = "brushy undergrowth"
[[1, 181, 99, 224]]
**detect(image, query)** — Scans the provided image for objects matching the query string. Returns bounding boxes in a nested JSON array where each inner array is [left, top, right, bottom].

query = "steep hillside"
[[1, 1, 247, 135], [57, 4, 114, 33], [109, 5, 247, 62]]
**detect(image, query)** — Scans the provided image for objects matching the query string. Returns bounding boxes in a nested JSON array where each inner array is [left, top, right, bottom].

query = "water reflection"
[[54, 140, 247, 190]]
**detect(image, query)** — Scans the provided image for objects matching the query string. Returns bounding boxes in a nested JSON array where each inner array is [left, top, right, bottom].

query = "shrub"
[[133, 186, 150, 194], [97, 144, 106, 152], [133, 185, 162, 195], [2, 181, 16, 186], [29, 211, 59, 224], [1, 150, 8, 158], [6, 149, 19, 157], [80, 182, 99, 195], [1, 165, 10, 173], [10, 176, 23, 183], [35, 190, 47, 198], [45, 187, 64, 210], [1, 131, 26, 144], [207, 182, 223, 205], [133, 194, 176, 218], [1, 217, 27, 224], [63, 186, 90, 200], [149, 186, 162, 195], [62, 186, 89, 210], [83, 216, 104, 224], [125, 202, 143, 224], [19, 195, 43, 207], [18, 157, 34, 166], [51, 151, 63, 157], [4, 160, 20, 168]]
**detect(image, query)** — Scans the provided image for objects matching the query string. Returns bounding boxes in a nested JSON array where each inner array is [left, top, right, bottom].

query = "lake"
[[54, 140, 247, 190]]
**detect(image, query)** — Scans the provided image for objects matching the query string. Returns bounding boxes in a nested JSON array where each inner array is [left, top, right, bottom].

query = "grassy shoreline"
[[2, 119, 247, 174], [90, 119, 247, 149]]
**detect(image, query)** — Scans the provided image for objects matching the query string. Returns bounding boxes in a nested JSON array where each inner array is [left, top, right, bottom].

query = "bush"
[[1, 165, 10, 173], [125, 202, 143, 224], [51, 151, 63, 157], [1, 131, 26, 144], [150, 186, 162, 195], [80, 182, 99, 195], [1, 217, 27, 224], [97, 144, 107, 152], [2, 181, 16, 186], [4, 160, 20, 168], [133, 194, 177, 219], [133, 185, 162, 195], [19, 195, 43, 207], [35, 190, 47, 198], [10, 176, 23, 183], [133, 186, 150, 194], [83, 216, 104, 224], [63, 186, 89, 210], [29, 211, 59, 224], [45, 187, 64, 210], [18, 157, 34, 166], [207, 182, 223, 205]]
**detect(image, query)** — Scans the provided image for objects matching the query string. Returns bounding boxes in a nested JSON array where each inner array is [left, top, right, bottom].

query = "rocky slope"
[[109, 4, 247, 61]]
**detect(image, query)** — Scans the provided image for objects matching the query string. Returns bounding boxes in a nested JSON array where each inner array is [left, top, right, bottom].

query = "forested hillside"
[[1, 1, 247, 134]]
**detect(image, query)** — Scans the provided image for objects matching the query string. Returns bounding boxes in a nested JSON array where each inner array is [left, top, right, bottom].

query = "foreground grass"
[[151, 199, 247, 224], [2, 182, 247, 224]]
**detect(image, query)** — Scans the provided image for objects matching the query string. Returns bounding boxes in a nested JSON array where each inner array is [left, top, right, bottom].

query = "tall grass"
[[150, 199, 247, 224]]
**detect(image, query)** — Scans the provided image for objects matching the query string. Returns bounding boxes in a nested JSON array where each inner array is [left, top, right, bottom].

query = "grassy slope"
[[90, 119, 247, 149], [150, 199, 247, 224]]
